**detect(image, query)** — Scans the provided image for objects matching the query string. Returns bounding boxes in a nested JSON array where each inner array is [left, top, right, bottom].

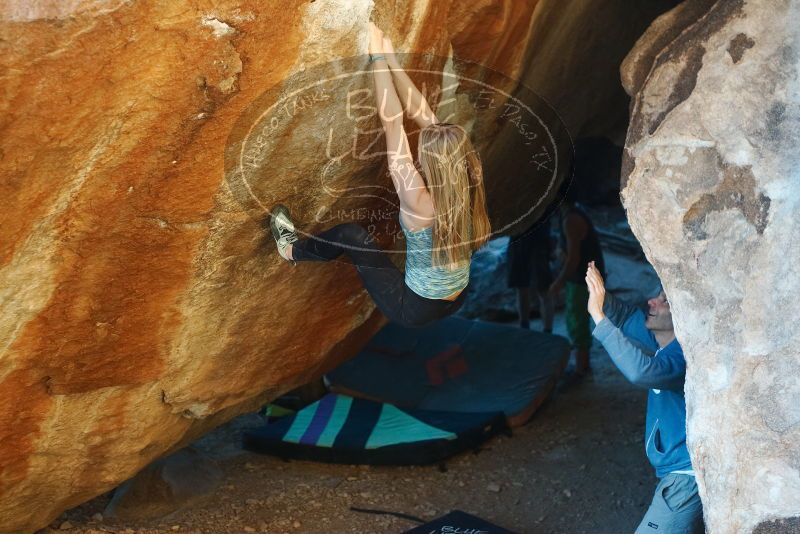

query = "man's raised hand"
[[585, 260, 606, 324]]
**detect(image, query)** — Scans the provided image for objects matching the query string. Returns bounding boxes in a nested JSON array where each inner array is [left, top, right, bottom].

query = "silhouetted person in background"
[[549, 186, 605, 385], [507, 215, 555, 332]]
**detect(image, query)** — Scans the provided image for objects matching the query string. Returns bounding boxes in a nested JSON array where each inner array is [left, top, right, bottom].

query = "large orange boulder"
[[0, 0, 674, 531]]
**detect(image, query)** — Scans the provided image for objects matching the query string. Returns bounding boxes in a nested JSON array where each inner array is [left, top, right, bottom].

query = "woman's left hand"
[[368, 22, 384, 55]]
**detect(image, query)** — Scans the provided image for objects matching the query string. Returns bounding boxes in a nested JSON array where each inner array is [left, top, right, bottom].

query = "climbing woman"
[[269, 22, 491, 327]]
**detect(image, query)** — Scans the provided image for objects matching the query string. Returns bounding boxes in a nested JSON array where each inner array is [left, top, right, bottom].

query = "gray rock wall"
[[622, 1, 800, 532]]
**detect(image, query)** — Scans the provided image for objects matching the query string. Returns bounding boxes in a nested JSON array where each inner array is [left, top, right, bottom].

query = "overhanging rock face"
[[1, 0, 676, 531], [622, 1, 800, 532]]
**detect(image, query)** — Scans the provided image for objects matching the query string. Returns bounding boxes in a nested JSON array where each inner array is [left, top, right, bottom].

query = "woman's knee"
[[335, 222, 370, 246]]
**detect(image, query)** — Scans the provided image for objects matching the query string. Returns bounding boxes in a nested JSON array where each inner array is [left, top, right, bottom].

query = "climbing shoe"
[[270, 204, 298, 263]]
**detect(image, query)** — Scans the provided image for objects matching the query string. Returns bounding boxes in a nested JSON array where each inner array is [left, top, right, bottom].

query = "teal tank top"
[[399, 216, 471, 299]]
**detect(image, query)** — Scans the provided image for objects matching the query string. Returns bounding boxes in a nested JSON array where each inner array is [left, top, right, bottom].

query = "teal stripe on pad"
[[316, 395, 353, 447], [282, 399, 320, 443], [365, 404, 456, 449]]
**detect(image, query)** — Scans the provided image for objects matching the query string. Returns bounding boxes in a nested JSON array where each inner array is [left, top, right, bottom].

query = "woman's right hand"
[[382, 36, 396, 56], [368, 22, 384, 55]]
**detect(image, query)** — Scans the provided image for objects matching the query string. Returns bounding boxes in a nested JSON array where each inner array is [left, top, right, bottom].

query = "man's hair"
[[652, 284, 665, 299]]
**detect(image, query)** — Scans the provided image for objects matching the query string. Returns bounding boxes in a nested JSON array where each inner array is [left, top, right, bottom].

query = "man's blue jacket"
[[592, 293, 694, 478]]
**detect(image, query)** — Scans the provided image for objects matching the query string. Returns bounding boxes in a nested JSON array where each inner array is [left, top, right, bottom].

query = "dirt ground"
[[46, 311, 658, 534]]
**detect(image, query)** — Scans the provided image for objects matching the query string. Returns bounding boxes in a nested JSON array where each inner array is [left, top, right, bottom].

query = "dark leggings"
[[291, 223, 467, 328]]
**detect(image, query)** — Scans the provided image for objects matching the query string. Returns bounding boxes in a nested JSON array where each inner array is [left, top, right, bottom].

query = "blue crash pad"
[[326, 317, 570, 427]]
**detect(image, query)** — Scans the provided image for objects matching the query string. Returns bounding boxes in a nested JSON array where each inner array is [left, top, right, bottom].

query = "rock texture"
[[622, 1, 800, 532], [1, 0, 675, 531], [620, 0, 718, 97], [102, 447, 223, 521]]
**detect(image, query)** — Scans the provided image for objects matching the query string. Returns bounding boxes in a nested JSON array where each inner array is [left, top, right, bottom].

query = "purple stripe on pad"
[[299, 394, 337, 445]]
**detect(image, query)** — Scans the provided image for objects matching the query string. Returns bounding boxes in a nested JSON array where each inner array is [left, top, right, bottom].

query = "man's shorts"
[[506, 229, 552, 291], [635, 473, 704, 534], [565, 282, 592, 350]]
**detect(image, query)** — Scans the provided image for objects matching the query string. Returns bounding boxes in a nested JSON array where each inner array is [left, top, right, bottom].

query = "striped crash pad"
[[242, 393, 507, 465]]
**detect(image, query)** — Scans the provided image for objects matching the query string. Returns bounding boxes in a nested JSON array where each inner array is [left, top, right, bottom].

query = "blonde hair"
[[418, 123, 491, 269]]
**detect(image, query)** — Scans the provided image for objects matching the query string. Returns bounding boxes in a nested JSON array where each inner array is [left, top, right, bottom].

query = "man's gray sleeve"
[[602, 292, 638, 327], [592, 318, 685, 391], [600, 293, 659, 353]]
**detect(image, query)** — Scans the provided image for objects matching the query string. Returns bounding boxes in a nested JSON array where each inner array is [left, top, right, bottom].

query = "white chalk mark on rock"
[[201, 16, 236, 38]]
